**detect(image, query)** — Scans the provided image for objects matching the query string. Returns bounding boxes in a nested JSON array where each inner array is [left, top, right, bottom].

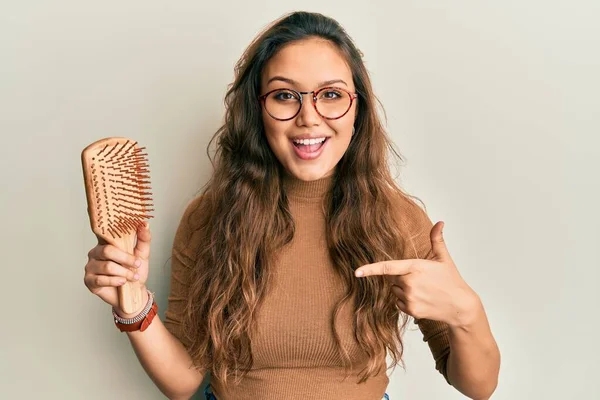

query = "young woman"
[[84, 11, 500, 400]]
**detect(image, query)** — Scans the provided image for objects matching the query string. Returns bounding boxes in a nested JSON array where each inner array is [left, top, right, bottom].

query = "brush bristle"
[[87, 139, 154, 239]]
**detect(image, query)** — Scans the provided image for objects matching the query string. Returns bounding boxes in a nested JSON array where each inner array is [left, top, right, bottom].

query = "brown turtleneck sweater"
[[163, 174, 450, 399]]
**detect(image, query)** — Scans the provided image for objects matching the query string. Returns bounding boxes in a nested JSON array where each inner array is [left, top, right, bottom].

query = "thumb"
[[430, 221, 451, 262], [134, 221, 152, 260]]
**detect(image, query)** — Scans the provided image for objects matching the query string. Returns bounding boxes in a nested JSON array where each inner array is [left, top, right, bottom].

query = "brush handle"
[[109, 233, 144, 314]]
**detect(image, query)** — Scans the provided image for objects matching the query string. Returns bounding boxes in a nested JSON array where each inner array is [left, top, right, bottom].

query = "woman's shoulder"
[[391, 189, 433, 227], [172, 193, 209, 259], [390, 189, 435, 260]]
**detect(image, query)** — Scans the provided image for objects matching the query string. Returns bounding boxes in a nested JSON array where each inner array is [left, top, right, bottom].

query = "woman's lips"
[[291, 138, 329, 160]]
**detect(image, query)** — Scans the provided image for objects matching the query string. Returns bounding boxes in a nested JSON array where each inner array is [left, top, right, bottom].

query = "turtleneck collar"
[[282, 171, 335, 200]]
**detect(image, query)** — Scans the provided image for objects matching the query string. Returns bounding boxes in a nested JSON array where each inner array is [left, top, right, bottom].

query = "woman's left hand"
[[355, 221, 481, 327]]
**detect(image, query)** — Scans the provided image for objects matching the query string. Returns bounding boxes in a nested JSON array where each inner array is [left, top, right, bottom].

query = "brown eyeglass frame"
[[258, 86, 358, 121]]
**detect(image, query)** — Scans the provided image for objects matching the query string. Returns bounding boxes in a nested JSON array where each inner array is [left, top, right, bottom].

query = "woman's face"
[[260, 37, 357, 181]]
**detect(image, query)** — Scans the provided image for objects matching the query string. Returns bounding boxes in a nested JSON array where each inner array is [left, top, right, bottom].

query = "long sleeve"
[[398, 194, 452, 384], [163, 195, 204, 351]]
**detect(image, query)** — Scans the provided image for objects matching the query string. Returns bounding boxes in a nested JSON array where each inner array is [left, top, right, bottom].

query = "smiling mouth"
[[291, 137, 329, 153]]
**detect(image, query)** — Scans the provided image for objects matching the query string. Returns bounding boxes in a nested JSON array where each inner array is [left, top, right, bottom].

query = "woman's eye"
[[321, 90, 342, 99], [274, 91, 297, 101]]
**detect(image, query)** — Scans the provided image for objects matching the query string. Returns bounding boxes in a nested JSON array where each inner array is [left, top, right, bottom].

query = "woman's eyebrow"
[[266, 76, 348, 87]]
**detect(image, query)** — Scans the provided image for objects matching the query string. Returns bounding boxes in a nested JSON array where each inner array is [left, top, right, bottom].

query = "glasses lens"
[[315, 88, 352, 119], [264, 90, 301, 120]]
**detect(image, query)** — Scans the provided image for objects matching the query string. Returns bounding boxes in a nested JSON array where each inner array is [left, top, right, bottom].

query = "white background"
[[2, 1, 598, 398]]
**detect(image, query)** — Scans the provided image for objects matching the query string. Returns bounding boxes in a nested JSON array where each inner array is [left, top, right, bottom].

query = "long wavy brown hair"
[[181, 11, 422, 385]]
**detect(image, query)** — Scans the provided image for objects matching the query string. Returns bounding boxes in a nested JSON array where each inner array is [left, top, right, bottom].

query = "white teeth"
[[292, 137, 327, 145]]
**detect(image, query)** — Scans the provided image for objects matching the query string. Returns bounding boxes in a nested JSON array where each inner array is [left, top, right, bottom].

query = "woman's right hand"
[[83, 223, 152, 314]]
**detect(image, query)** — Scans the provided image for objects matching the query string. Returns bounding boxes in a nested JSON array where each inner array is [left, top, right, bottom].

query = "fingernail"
[[355, 270, 364, 277], [134, 259, 141, 268], [118, 279, 126, 285], [133, 273, 140, 281]]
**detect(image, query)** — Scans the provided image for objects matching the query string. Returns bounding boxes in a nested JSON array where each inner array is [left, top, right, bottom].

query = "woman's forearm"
[[446, 294, 500, 400], [120, 292, 204, 399]]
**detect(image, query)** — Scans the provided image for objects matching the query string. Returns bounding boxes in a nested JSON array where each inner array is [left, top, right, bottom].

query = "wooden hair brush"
[[81, 137, 154, 314]]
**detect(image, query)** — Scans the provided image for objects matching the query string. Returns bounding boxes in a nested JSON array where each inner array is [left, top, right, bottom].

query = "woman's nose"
[[295, 95, 321, 127]]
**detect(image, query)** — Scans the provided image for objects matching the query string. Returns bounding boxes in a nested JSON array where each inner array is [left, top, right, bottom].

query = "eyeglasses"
[[259, 86, 358, 121]]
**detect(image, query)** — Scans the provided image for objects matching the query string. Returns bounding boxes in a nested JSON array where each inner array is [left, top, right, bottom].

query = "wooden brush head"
[[81, 137, 154, 313]]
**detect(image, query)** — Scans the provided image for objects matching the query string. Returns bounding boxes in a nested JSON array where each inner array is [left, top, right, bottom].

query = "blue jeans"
[[204, 385, 390, 399], [203, 385, 217, 400]]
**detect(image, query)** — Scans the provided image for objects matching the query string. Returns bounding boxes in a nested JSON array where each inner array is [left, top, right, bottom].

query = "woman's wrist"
[[112, 288, 158, 333]]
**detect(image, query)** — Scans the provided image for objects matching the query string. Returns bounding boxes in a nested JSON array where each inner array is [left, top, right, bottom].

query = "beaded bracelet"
[[112, 289, 155, 327]]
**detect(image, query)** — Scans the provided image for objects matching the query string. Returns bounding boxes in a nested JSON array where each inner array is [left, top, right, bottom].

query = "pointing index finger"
[[355, 260, 414, 277]]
